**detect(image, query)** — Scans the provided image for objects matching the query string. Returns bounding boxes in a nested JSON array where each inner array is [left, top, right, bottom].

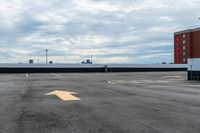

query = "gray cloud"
[[0, 0, 199, 63]]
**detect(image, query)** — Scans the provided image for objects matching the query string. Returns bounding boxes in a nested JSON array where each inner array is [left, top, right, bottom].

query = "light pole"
[[45, 49, 48, 64], [91, 55, 93, 64]]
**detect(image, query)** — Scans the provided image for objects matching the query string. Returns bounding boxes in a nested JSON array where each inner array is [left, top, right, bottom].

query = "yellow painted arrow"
[[45, 90, 80, 101]]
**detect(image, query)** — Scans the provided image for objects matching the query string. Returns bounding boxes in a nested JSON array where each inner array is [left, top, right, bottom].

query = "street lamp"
[[91, 55, 93, 64], [45, 49, 48, 64]]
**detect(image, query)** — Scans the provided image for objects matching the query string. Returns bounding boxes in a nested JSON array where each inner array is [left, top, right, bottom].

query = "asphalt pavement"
[[0, 72, 200, 133]]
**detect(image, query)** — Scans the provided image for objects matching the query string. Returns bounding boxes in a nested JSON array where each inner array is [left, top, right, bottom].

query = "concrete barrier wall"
[[107, 64, 187, 72], [0, 64, 187, 73]]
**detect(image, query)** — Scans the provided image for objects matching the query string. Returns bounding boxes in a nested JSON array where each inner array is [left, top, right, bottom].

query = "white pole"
[[45, 49, 48, 64]]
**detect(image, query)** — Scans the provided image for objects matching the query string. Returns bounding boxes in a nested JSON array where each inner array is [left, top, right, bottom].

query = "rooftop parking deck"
[[0, 72, 200, 133]]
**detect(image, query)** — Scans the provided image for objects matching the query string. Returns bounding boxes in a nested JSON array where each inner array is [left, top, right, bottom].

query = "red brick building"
[[174, 28, 200, 64]]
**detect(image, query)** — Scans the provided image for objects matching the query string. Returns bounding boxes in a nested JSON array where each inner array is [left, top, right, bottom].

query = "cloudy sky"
[[0, 0, 200, 64]]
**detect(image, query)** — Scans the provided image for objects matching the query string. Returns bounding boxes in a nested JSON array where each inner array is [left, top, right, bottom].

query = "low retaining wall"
[[0, 67, 105, 73], [107, 67, 186, 72], [0, 64, 187, 73]]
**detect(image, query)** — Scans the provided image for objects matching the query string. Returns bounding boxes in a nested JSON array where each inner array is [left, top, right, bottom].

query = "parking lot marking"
[[108, 81, 115, 84], [77, 74, 89, 77], [25, 73, 29, 78], [163, 76, 182, 78], [108, 80, 169, 84], [45, 90, 80, 101]]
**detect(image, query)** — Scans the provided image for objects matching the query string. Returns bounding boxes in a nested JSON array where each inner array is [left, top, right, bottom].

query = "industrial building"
[[174, 27, 200, 64]]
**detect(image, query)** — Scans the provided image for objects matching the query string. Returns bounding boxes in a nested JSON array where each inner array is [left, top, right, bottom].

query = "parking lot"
[[1, 72, 200, 133]]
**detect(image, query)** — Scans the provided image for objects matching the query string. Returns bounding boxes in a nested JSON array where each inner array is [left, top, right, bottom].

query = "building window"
[[183, 58, 186, 62], [183, 34, 186, 38], [183, 46, 186, 50], [183, 40, 186, 44]]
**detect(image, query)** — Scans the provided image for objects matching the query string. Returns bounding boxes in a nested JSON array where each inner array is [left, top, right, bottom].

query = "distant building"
[[82, 59, 92, 64], [174, 27, 200, 64], [29, 59, 34, 64]]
